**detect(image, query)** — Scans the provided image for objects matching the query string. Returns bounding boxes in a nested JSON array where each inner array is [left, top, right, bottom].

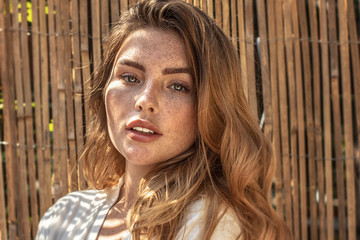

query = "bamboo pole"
[[201, 0, 207, 12], [39, 0, 52, 208], [297, 1, 318, 239], [230, 0, 236, 49], [111, 0, 120, 23], [283, 1, 298, 236], [328, 0, 346, 239], [2, 1, 17, 238], [120, 0, 128, 12], [0, 0, 9, 238], [308, 1, 325, 239], [267, 0, 283, 219], [0, 134, 6, 240], [22, 0, 39, 236], [275, 0, 292, 230], [101, 0, 109, 40], [61, 0, 77, 193], [48, 0, 60, 201], [12, 0, 27, 238], [255, 0, 272, 140], [290, 1, 306, 239], [338, 0, 356, 238], [32, 0, 46, 217], [214, 0, 221, 28], [319, 0, 333, 239], [72, 0, 84, 191], [80, 0, 91, 190], [237, 0, 248, 101], [347, 2, 360, 238], [54, 0, 69, 200], [244, 0, 257, 118], [222, 0, 230, 37], [91, 0, 101, 70], [206, 0, 213, 19]]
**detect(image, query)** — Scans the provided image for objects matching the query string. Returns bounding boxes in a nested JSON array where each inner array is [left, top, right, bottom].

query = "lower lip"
[[126, 129, 162, 142]]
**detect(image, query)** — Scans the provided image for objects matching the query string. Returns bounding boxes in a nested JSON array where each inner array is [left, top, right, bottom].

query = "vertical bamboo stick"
[[111, 0, 120, 23], [283, 1, 298, 236], [48, 0, 60, 199], [32, 0, 46, 217], [0, 136, 6, 240], [267, 0, 283, 219], [22, 0, 39, 235], [18, 0, 32, 238], [80, 0, 91, 190], [215, 0, 221, 27], [12, 0, 28, 238], [256, 0, 272, 140], [61, 0, 76, 193], [244, 0, 257, 118], [230, 0, 236, 49], [347, 2, 360, 236], [72, 0, 84, 191], [2, 1, 17, 238], [39, 0, 52, 208], [319, 0, 333, 239], [284, 1, 300, 239], [0, 0, 9, 239], [120, 0, 128, 12], [328, 0, 346, 239], [201, 0, 207, 12], [54, 0, 69, 200], [290, 1, 306, 239], [101, 0, 109, 40], [338, 0, 356, 238], [91, 0, 101, 70], [308, 0, 325, 239], [222, 0, 230, 37], [206, 0, 213, 19], [297, 1, 318, 239], [275, 0, 292, 230], [237, 0, 248, 101]]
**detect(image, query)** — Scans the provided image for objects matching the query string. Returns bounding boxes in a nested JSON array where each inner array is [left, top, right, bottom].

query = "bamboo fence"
[[0, 0, 359, 239]]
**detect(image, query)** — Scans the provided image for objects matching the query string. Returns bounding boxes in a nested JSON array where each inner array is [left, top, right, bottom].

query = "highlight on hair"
[[81, 0, 292, 239]]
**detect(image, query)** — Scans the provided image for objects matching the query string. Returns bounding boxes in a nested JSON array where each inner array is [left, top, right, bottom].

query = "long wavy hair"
[[81, 0, 291, 239]]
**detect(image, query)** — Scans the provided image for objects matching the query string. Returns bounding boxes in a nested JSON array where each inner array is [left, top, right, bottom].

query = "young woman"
[[36, 0, 291, 239]]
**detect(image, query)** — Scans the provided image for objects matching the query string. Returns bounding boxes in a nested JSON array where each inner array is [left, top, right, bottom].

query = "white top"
[[36, 177, 241, 240]]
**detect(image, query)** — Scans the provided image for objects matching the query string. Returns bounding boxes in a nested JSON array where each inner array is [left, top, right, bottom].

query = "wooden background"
[[0, 0, 359, 239]]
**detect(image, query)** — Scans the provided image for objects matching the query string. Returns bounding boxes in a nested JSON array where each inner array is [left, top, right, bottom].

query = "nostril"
[[149, 107, 154, 112]]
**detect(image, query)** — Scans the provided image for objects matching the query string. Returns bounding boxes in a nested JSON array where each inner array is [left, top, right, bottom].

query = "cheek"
[[170, 104, 198, 143]]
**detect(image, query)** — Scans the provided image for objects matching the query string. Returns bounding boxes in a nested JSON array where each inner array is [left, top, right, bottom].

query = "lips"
[[126, 119, 162, 142]]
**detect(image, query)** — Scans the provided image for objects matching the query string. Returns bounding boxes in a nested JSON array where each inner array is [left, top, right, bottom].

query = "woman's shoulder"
[[36, 182, 122, 240], [176, 198, 241, 240]]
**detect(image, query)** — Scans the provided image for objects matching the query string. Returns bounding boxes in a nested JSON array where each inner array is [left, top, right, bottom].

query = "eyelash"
[[169, 83, 188, 92], [120, 73, 139, 84]]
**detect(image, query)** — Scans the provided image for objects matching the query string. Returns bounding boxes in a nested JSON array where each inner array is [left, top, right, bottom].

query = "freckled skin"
[[105, 28, 198, 173]]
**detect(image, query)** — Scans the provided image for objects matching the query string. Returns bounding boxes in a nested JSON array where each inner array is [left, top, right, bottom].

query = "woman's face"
[[105, 27, 197, 172]]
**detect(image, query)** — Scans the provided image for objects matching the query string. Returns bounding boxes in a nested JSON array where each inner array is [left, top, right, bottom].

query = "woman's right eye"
[[121, 74, 139, 83]]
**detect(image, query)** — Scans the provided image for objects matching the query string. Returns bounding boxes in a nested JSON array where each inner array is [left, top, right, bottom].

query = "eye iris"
[[129, 76, 137, 82], [174, 84, 182, 90]]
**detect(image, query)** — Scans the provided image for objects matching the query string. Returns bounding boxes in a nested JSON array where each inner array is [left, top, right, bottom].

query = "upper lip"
[[126, 119, 162, 134]]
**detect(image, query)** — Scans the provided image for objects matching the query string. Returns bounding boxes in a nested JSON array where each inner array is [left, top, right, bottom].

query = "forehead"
[[114, 27, 189, 67]]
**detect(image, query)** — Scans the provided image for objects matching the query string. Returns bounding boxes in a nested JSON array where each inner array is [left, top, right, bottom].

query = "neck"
[[120, 163, 154, 209]]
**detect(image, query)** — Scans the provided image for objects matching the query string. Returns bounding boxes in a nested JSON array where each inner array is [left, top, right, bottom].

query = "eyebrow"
[[116, 59, 191, 75], [117, 59, 145, 72]]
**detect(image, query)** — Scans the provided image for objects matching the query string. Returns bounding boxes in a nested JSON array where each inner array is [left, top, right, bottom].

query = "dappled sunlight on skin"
[[97, 197, 130, 240], [96, 215, 128, 240]]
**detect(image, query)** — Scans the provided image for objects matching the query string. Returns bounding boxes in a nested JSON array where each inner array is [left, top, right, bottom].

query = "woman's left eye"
[[170, 83, 188, 92]]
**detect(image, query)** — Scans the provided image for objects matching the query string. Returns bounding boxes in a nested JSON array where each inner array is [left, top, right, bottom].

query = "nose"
[[135, 82, 159, 114]]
